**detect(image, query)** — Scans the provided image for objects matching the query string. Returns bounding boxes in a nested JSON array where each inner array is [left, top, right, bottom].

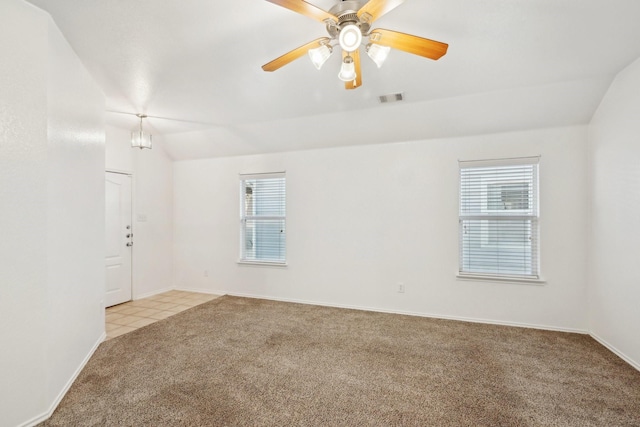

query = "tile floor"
[[105, 290, 220, 340]]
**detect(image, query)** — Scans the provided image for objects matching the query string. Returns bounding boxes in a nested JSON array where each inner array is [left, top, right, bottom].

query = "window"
[[239, 172, 286, 264], [459, 158, 539, 279]]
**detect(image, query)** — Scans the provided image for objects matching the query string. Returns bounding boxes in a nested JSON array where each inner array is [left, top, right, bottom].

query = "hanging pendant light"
[[131, 114, 152, 150]]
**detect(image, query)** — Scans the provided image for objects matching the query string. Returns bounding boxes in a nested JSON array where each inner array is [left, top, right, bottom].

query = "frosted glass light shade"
[[131, 131, 152, 149], [366, 43, 391, 68], [338, 56, 356, 82], [308, 44, 333, 70], [338, 24, 362, 52]]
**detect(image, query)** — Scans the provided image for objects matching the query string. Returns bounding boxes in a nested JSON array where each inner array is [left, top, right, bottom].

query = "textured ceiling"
[[27, 0, 640, 160]]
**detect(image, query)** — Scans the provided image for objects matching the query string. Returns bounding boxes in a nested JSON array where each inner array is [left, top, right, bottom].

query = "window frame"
[[238, 172, 287, 266], [457, 157, 543, 284]]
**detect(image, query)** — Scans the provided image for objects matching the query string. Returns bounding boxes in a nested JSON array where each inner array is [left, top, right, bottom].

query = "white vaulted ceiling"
[[27, 0, 640, 160]]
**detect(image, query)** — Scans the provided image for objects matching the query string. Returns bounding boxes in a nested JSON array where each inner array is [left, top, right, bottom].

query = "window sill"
[[237, 260, 288, 267], [456, 273, 546, 285]]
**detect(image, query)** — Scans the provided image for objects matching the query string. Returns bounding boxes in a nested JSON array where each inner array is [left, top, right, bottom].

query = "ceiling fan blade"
[[357, 0, 405, 23], [369, 28, 448, 60], [344, 50, 362, 90], [265, 0, 337, 23], [262, 37, 331, 72]]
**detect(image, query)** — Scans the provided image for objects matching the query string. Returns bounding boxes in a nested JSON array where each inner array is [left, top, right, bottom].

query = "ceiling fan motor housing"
[[326, 0, 370, 38]]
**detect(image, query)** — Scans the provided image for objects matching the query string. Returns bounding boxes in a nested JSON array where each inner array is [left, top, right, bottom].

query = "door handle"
[[126, 242, 133, 247]]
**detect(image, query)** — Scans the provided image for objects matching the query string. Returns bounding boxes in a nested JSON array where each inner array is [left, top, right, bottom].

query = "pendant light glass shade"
[[338, 55, 357, 82], [366, 43, 391, 68], [308, 44, 333, 70], [131, 114, 152, 150], [131, 130, 152, 149]]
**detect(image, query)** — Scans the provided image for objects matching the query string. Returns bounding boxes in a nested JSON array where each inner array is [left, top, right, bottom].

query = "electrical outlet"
[[398, 282, 405, 293], [204, 270, 209, 277]]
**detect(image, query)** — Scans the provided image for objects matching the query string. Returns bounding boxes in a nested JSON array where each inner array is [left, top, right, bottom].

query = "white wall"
[[45, 19, 106, 413], [105, 125, 134, 172], [105, 126, 174, 299], [0, 3, 49, 425], [131, 135, 174, 298], [0, 2, 105, 426], [174, 126, 589, 332], [588, 57, 640, 369]]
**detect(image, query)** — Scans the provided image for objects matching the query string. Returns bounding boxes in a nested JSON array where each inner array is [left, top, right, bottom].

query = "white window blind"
[[459, 158, 539, 279], [240, 172, 286, 264]]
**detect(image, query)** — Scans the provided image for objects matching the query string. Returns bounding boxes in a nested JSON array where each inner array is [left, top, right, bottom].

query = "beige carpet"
[[41, 296, 640, 426]]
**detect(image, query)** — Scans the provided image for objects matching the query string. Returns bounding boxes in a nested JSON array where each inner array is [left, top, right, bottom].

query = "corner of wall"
[[585, 54, 640, 371]]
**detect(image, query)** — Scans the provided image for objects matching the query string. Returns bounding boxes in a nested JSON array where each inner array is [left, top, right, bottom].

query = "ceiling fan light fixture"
[[261, 1, 449, 90], [308, 44, 333, 70], [338, 55, 357, 82], [338, 24, 362, 52], [366, 43, 391, 68], [131, 114, 152, 150]]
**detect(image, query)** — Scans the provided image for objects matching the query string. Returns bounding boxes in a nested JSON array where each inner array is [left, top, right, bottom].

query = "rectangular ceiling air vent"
[[378, 92, 404, 104]]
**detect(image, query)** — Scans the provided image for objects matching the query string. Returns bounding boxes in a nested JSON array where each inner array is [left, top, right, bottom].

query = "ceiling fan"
[[262, 0, 448, 90]]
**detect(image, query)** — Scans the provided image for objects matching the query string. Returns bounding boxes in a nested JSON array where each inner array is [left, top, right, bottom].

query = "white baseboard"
[[21, 331, 106, 427], [590, 332, 640, 372], [133, 287, 174, 301], [173, 286, 226, 296], [224, 291, 588, 335], [226, 293, 640, 372]]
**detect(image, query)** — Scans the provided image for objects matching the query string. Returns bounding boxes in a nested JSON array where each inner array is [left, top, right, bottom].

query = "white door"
[[105, 172, 133, 307]]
